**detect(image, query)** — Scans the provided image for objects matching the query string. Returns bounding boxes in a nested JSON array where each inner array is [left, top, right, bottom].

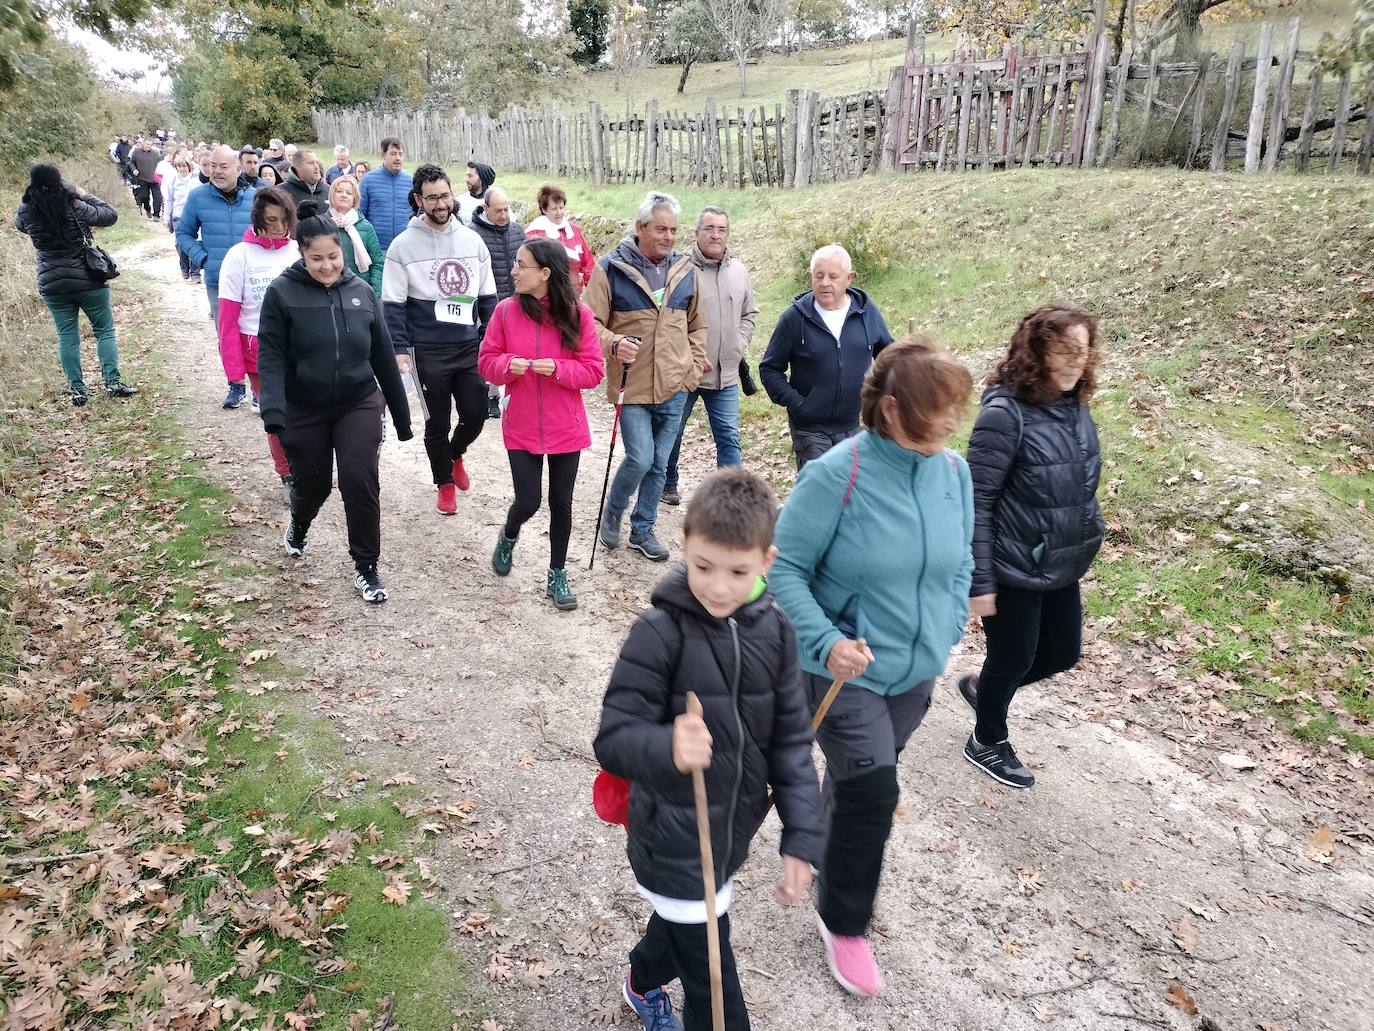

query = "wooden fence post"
[[1101, 46, 1130, 165], [590, 103, 604, 185], [1082, 33, 1111, 166], [1264, 17, 1301, 173], [783, 90, 799, 187], [1187, 53, 1214, 168], [1360, 88, 1374, 174], [1294, 67, 1323, 172], [1211, 40, 1245, 172], [1329, 69, 1353, 172], [956, 66, 975, 170], [1244, 22, 1275, 172], [881, 66, 904, 171]]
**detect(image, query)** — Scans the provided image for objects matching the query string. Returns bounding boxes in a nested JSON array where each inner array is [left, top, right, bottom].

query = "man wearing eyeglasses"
[[381, 164, 498, 516], [660, 207, 757, 507]]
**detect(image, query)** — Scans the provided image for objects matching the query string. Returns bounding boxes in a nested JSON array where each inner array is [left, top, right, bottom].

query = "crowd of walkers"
[[18, 133, 1106, 1031]]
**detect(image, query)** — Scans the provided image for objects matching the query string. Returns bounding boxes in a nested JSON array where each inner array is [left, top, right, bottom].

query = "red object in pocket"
[[593, 770, 630, 827]]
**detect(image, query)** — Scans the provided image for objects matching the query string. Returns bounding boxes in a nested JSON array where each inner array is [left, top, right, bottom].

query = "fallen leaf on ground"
[[1173, 916, 1198, 954], [1016, 866, 1044, 895], [1306, 826, 1335, 864], [1164, 982, 1198, 1015], [1001, 939, 1022, 957], [1031, 1000, 1058, 1021], [1120, 878, 1147, 892]]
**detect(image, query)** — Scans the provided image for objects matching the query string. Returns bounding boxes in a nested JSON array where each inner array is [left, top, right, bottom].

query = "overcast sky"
[[66, 24, 169, 95]]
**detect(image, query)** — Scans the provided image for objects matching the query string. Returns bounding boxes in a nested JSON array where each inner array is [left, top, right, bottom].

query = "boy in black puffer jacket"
[[595, 467, 822, 1031]]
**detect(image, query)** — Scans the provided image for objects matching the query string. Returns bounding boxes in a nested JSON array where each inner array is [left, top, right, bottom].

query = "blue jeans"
[[664, 385, 742, 490], [606, 391, 687, 538]]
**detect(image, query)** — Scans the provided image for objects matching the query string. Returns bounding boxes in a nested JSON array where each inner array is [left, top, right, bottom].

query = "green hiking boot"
[[492, 529, 516, 576], [547, 567, 577, 611]]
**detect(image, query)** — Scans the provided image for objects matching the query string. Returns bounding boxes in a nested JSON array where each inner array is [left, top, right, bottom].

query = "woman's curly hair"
[[989, 304, 1100, 405]]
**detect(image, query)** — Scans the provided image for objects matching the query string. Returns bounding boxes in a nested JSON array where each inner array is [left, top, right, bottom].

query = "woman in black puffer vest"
[[958, 305, 1104, 789], [14, 164, 137, 406]]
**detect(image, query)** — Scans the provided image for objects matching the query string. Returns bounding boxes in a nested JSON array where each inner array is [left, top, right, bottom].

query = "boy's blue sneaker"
[[623, 973, 683, 1031]]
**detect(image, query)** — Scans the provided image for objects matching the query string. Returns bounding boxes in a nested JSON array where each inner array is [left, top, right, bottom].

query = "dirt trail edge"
[[124, 237, 1373, 1031]]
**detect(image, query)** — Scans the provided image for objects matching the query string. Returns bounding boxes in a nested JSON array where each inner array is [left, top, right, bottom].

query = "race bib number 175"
[[434, 295, 477, 326]]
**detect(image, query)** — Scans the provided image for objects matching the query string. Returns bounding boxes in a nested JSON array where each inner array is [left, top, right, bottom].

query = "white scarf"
[[330, 206, 371, 273]]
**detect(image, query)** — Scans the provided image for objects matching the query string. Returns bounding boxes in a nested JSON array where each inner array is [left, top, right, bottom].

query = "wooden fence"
[[312, 15, 1371, 189], [881, 17, 1372, 174], [313, 90, 889, 189]]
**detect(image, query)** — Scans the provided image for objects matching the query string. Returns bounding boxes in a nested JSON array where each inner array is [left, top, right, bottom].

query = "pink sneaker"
[[818, 914, 885, 997]]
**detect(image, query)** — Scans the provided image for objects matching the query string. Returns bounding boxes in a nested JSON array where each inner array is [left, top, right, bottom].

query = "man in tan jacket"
[[585, 191, 707, 561], [661, 206, 758, 506]]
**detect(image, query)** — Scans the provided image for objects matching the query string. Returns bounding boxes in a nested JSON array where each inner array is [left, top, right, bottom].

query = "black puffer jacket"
[[594, 566, 823, 901], [966, 385, 1104, 595], [15, 192, 118, 296], [256, 263, 412, 440], [470, 208, 526, 300]]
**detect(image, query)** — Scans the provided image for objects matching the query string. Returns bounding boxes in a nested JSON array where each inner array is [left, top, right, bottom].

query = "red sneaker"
[[436, 483, 457, 515], [452, 457, 470, 492]]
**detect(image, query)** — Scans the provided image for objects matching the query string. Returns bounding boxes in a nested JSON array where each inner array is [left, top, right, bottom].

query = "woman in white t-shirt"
[[217, 187, 301, 504]]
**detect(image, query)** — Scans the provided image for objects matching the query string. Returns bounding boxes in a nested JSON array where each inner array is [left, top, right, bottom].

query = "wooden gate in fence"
[[883, 18, 1372, 175]]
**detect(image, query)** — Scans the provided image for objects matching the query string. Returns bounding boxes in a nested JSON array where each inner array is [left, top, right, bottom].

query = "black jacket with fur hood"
[[594, 565, 823, 901]]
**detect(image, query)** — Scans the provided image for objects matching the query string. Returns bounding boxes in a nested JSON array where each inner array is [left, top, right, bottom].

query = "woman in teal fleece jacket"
[[770, 337, 974, 997]]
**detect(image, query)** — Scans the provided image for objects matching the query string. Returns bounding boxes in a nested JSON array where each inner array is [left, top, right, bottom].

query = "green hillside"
[[495, 166, 1374, 755]]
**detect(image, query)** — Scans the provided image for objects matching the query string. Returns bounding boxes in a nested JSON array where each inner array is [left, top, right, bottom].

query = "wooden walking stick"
[[684, 692, 726, 1031], [811, 637, 867, 732]]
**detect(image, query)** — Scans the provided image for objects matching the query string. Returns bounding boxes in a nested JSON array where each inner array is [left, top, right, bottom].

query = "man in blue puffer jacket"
[[759, 244, 893, 469], [176, 144, 255, 331], [358, 137, 413, 253]]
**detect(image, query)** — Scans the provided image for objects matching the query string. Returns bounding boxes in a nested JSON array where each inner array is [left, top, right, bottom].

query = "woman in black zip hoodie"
[[257, 203, 412, 603]]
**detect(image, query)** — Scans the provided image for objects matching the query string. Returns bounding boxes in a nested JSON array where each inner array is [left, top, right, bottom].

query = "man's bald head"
[[208, 145, 239, 191], [484, 186, 511, 227]]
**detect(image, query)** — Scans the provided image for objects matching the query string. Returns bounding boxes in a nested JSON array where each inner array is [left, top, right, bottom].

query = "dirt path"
[[123, 236, 1373, 1031]]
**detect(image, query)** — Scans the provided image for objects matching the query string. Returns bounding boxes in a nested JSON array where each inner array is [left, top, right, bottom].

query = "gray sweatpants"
[[804, 674, 935, 935]]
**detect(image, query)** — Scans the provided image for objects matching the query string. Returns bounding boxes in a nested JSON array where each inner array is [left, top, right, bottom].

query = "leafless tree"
[[702, 0, 795, 97]]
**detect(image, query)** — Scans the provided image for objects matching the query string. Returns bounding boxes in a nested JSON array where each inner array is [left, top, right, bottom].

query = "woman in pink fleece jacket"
[[478, 238, 605, 610], [217, 187, 301, 505]]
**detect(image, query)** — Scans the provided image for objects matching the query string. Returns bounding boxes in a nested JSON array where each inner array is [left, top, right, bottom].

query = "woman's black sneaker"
[[70, 386, 88, 407], [354, 564, 387, 603], [106, 382, 139, 398], [283, 519, 308, 558], [956, 673, 978, 711], [964, 735, 1035, 788]]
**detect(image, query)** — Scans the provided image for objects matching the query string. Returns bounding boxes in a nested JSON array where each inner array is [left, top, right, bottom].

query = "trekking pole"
[[588, 359, 632, 572], [685, 692, 726, 1031], [810, 637, 867, 733]]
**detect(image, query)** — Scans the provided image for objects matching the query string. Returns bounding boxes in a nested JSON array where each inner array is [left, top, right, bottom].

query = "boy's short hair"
[[682, 467, 776, 553]]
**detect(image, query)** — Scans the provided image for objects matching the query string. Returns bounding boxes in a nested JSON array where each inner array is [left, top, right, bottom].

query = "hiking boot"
[[452, 457, 470, 492], [70, 385, 88, 407], [492, 529, 516, 576], [283, 518, 308, 558], [105, 381, 138, 399], [817, 914, 884, 997], [354, 564, 387, 603], [628, 530, 669, 562], [598, 507, 621, 550], [222, 382, 246, 409], [660, 485, 681, 506], [547, 567, 577, 610], [622, 973, 683, 1031], [964, 734, 1035, 789], [956, 673, 978, 711], [436, 483, 457, 515], [280, 474, 294, 509], [487, 395, 501, 419]]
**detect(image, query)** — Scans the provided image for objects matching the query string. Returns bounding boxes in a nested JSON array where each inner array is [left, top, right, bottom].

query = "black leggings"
[[975, 582, 1083, 744], [629, 913, 749, 1031], [283, 389, 385, 567], [504, 450, 580, 570], [415, 348, 488, 485]]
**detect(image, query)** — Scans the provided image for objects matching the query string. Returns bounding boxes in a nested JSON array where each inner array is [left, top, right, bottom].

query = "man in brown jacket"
[[585, 191, 707, 562], [661, 206, 758, 506]]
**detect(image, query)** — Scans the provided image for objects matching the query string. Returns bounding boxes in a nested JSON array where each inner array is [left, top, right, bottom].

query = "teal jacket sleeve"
[[361, 219, 385, 296], [769, 455, 851, 670]]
